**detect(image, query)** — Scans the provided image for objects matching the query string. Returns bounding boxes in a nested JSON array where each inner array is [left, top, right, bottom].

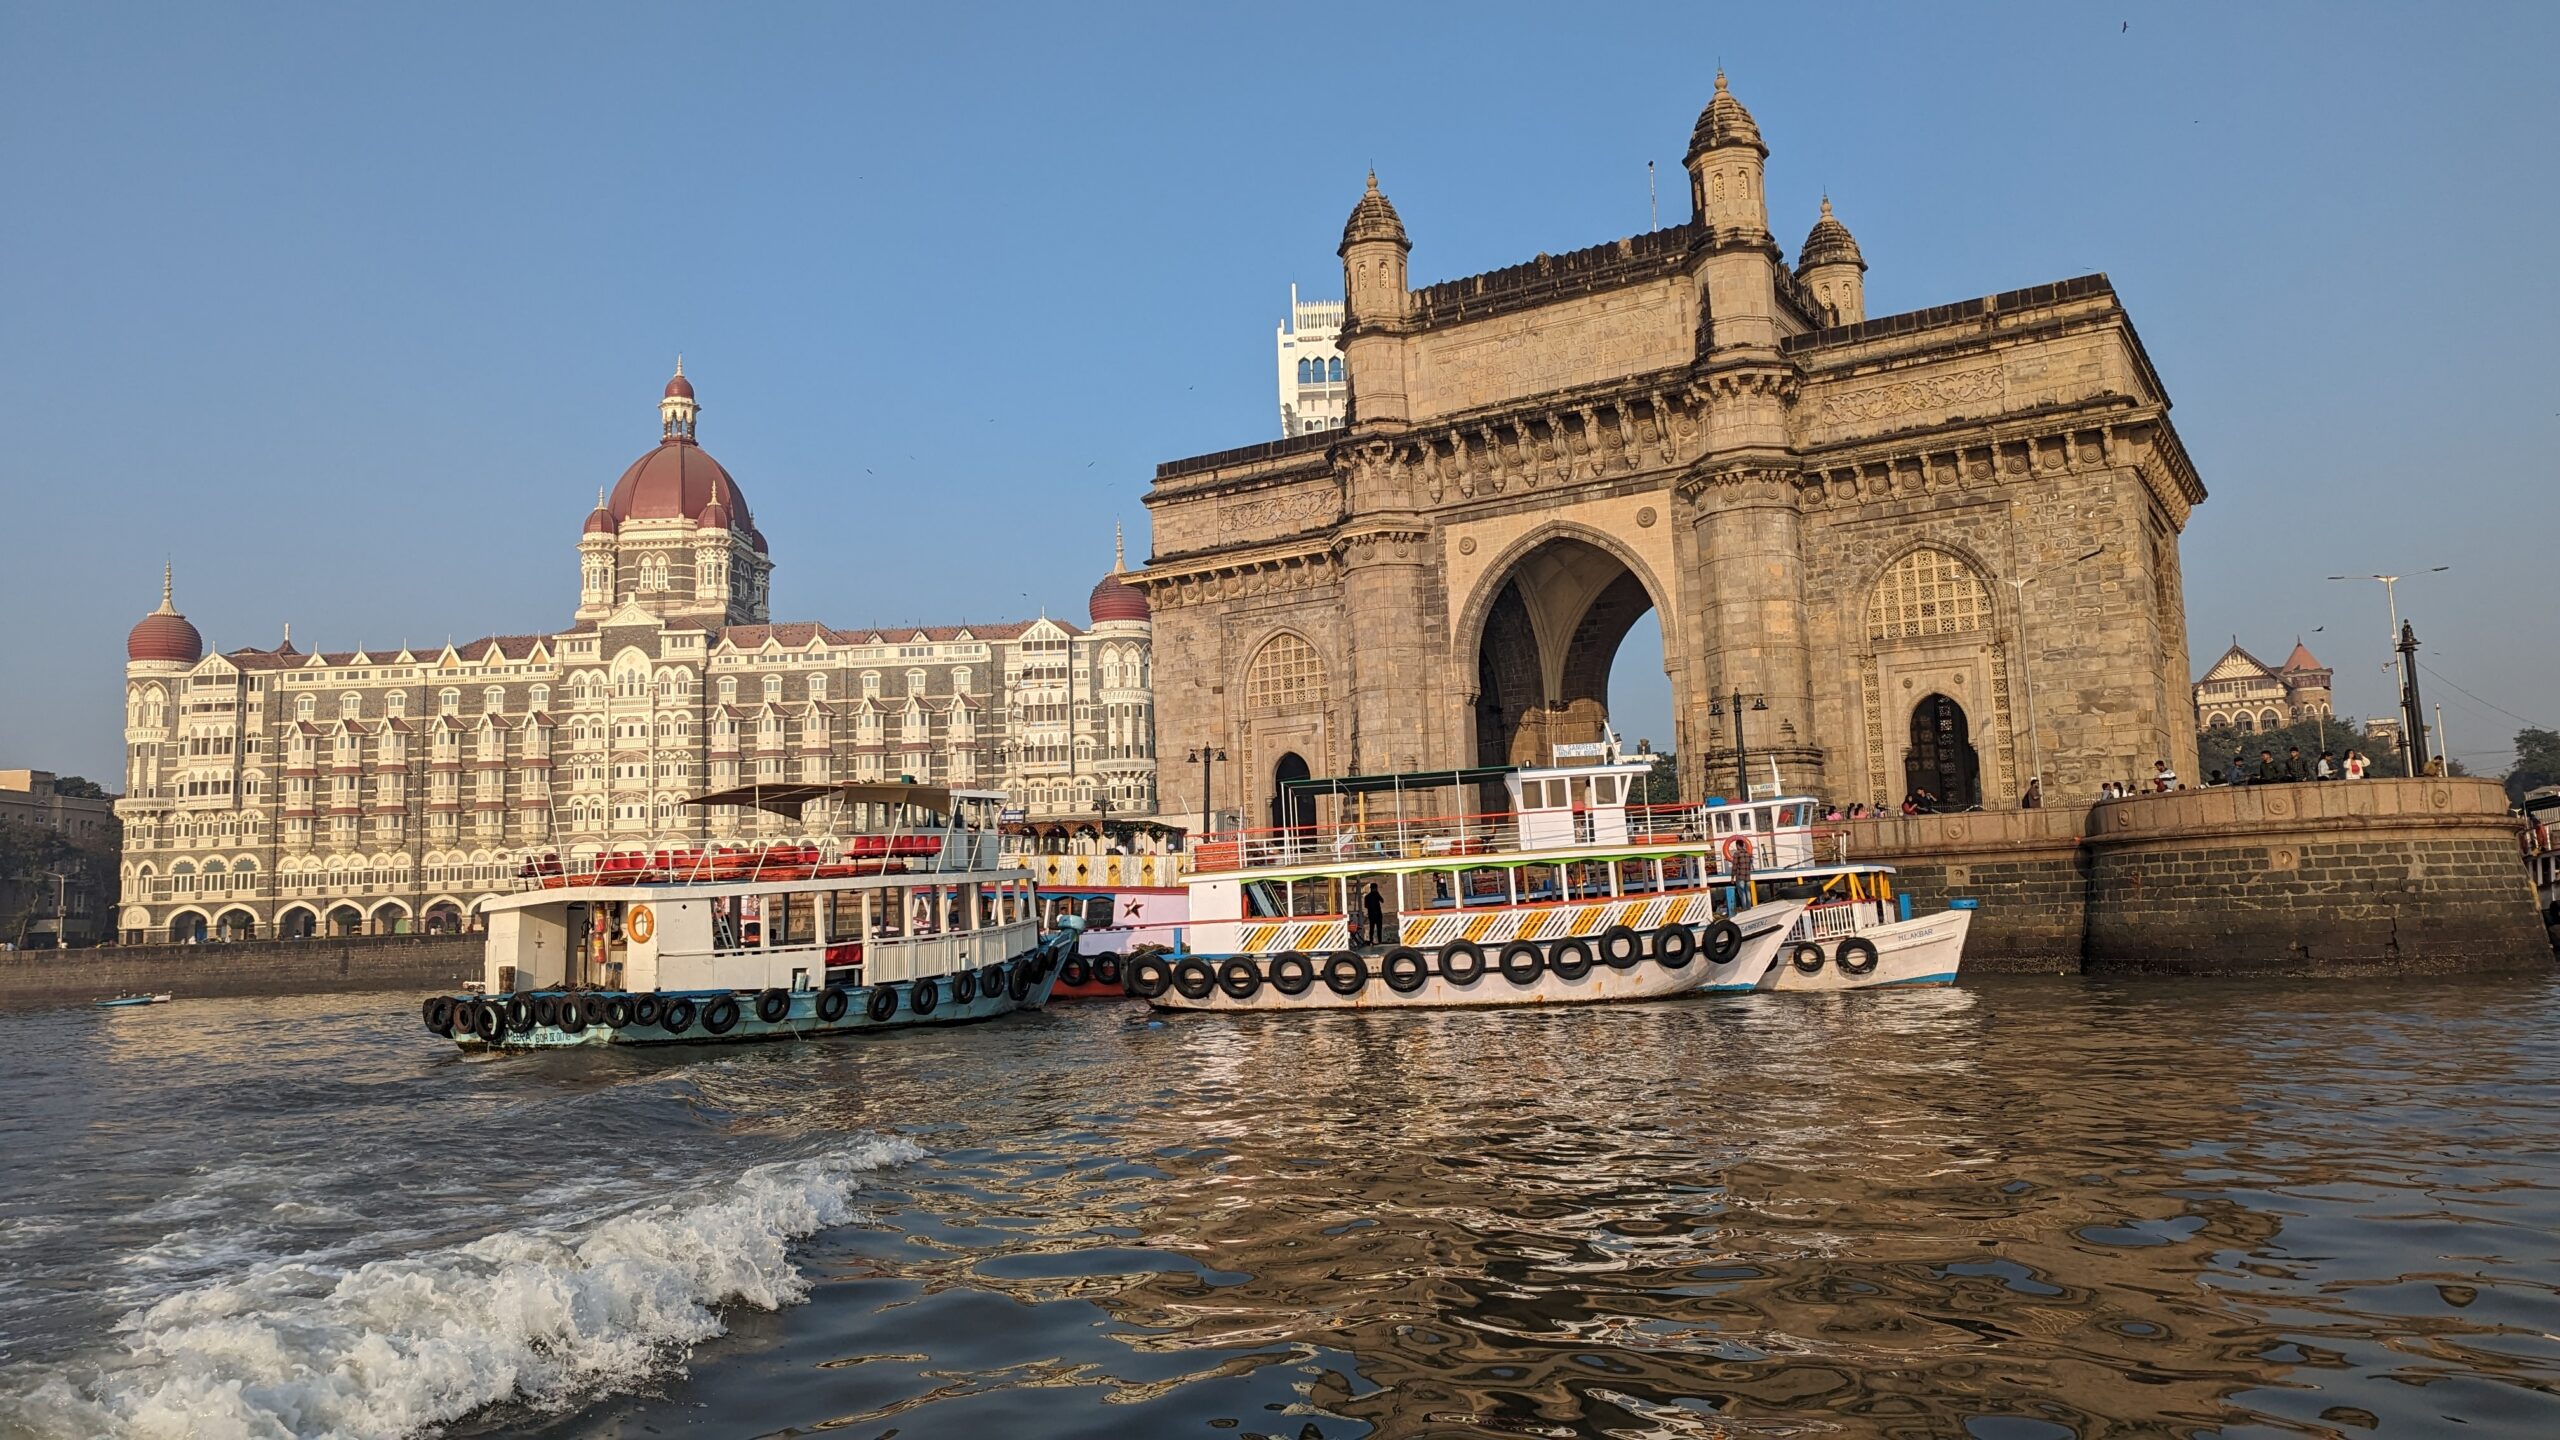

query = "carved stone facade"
[[1138, 75, 2204, 824]]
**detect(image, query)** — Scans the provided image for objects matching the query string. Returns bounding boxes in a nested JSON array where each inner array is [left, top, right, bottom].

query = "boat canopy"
[[681, 780, 955, 820], [1279, 765, 1516, 804]]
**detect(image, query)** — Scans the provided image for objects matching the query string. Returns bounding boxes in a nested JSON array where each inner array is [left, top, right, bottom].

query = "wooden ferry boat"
[[418, 783, 1072, 1050], [1130, 752, 1968, 1013]]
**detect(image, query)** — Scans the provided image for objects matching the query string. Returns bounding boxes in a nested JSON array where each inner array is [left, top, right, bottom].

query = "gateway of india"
[[1136, 73, 2205, 827], [115, 370, 1157, 943]]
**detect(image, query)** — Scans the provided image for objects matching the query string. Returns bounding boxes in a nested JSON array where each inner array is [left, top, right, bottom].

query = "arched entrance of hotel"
[[1269, 751, 1314, 832], [1905, 693, 1982, 809], [1469, 535, 1667, 772]]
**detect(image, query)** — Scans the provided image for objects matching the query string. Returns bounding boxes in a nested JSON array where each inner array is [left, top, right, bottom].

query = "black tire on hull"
[[603, 996, 634, 1028], [661, 998, 696, 1034], [632, 994, 663, 1027], [1499, 942, 1545, 986], [1549, 939, 1595, 981], [867, 986, 898, 1022], [1790, 942, 1826, 974], [1092, 953, 1123, 987], [1061, 956, 1091, 987], [755, 988, 791, 1024], [816, 986, 850, 1022], [532, 996, 561, 1028], [702, 995, 741, 1034], [473, 1003, 503, 1043], [954, 969, 978, 1005], [422, 997, 454, 1036], [1268, 952, 1315, 996], [1381, 948, 1429, 994], [1172, 958, 1217, 1001], [1438, 940, 1487, 986], [1651, 925, 1696, 969], [1704, 919, 1744, 965], [912, 978, 940, 1015], [555, 999, 588, 1035], [1216, 958, 1261, 999], [506, 997, 534, 1032], [980, 964, 1006, 998], [1009, 965, 1032, 1002], [1599, 926, 1644, 969], [1322, 951, 1368, 996], [1127, 956, 1172, 999], [579, 994, 607, 1027], [1835, 937, 1880, 976]]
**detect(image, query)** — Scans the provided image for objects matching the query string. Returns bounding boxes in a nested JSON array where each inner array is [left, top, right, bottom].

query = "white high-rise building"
[[1274, 285, 1346, 437]]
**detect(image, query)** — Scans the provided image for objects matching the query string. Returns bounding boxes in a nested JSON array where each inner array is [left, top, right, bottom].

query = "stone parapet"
[[0, 934, 481, 1011], [1843, 779, 2547, 977]]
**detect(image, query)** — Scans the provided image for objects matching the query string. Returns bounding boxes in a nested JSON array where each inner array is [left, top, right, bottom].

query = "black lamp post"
[[1186, 746, 1225, 836], [1727, 690, 1769, 800]]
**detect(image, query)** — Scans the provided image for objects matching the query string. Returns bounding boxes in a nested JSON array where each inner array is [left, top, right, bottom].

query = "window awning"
[[1278, 766, 1515, 802]]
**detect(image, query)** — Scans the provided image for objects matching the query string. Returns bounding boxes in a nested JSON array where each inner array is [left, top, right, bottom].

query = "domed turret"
[[582, 488, 616, 535], [127, 565, 203, 665], [607, 366, 754, 531], [1088, 525, 1149, 625], [1796, 196, 1867, 325], [1684, 71, 1769, 236], [1340, 171, 1409, 251]]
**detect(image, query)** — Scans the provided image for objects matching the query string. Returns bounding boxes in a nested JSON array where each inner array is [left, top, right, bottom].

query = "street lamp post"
[[2328, 567, 2448, 775], [1726, 690, 1768, 800], [1186, 746, 1225, 838], [2002, 545, 2105, 801], [39, 869, 68, 949]]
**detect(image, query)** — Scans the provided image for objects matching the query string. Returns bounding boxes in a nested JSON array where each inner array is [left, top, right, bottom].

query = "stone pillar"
[[1685, 461, 1823, 799]]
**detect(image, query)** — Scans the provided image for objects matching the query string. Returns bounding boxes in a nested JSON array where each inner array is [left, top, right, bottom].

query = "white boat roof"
[[478, 863, 1030, 916]]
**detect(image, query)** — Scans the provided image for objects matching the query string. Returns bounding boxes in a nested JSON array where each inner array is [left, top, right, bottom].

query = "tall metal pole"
[[2398, 621, 2431, 773], [2005, 575, 2043, 796], [1730, 689, 1748, 802], [2382, 576, 2412, 775]]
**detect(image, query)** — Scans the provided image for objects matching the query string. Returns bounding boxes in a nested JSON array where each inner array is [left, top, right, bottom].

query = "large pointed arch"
[[1453, 523, 1677, 770]]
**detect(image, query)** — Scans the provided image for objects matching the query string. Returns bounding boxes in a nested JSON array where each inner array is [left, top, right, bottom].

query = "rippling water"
[[2, 976, 2557, 1438]]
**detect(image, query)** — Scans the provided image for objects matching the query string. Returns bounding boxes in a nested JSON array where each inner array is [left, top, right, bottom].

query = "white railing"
[[1196, 806, 1848, 875]]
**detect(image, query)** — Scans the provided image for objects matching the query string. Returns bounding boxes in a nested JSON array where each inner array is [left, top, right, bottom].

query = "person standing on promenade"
[[2257, 750, 2281, 784], [2344, 749, 2369, 779], [2317, 750, 2338, 780], [2153, 760, 2177, 792], [2286, 746, 2309, 782]]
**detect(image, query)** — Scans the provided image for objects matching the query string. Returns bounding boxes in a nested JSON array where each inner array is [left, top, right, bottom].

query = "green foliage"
[[2196, 715, 2405, 785], [2510, 727, 2560, 804], [49, 775, 108, 799], [1633, 754, 1681, 806]]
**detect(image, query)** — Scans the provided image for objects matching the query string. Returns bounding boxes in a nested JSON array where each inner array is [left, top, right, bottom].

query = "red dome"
[[1088, 571, 1149, 624], [664, 370, 695, 400], [582, 501, 616, 535], [127, 589, 203, 664], [697, 497, 730, 529], [607, 440, 754, 532]]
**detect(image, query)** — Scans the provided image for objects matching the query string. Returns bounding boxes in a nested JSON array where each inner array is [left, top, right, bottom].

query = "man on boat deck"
[[1362, 884, 1385, 947]]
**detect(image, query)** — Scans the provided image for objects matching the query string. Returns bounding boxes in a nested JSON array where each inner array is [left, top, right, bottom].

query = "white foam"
[[0, 1137, 921, 1440]]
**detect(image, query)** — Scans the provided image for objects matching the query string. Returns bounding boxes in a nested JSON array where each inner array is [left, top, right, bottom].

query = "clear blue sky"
[[3, 2, 2553, 784]]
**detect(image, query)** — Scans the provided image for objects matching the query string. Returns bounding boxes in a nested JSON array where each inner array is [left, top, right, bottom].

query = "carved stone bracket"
[[1130, 547, 1338, 612], [1794, 410, 2200, 527]]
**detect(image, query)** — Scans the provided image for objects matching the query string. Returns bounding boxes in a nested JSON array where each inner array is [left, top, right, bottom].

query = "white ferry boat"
[[1128, 750, 1968, 1013], [418, 784, 1072, 1050], [2524, 786, 2560, 949]]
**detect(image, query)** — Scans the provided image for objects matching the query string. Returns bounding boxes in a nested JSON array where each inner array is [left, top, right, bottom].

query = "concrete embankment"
[[1847, 776, 2549, 976], [0, 934, 479, 1010]]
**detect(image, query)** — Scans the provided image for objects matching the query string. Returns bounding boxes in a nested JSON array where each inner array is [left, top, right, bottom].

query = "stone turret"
[[1338, 172, 1413, 426], [1796, 196, 1866, 325], [1684, 71, 1768, 237]]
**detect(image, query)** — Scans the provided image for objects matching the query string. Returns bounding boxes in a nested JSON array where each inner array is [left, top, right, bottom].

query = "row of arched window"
[[1295, 356, 1344, 385]]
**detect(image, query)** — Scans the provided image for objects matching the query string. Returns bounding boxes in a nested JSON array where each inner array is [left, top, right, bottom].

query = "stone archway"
[[1270, 751, 1313, 832], [215, 909, 257, 942], [1466, 535, 1666, 770]]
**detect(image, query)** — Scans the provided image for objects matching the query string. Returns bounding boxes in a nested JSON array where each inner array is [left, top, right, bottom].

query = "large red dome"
[[1088, 570, 1149, 624], [607, 440, 754, 532], [127, 572, 203, 664]]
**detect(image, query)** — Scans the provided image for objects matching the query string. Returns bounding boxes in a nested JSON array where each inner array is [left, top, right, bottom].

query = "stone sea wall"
[[1846, 777, 2547, 976], [0, 933, 479, 1010]]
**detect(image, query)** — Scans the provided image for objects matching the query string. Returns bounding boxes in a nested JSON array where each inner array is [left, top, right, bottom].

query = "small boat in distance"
[[95, 993, 173, 1008], [421, 782, 1073, 1050], [1132, 741, 1968, 1013]]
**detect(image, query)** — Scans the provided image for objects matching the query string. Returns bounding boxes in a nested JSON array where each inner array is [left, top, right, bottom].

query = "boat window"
[[1518, 863, 1561, 903], [775, 892, 816, 947], [1662, 853, 1701, 890], [1591, 776, 1621, 806], [1287, 876, 1334, 917], [711, 895, 744, 951], [977, 885, 1000, 929], [1618, 858, 1657, 894], [824, 890, 867, 944], [943, 885, 972, 931], [1711, 811, 1735, 836], [738, 894, 765, 947], [1567, 862, 1610, 901], [1244, 881, 1283, 918], [1082, 894, 1113, 930], [1459, 866, 1510, 907], [875, 888, 905, 938], [1418, 871, 1457, 910]]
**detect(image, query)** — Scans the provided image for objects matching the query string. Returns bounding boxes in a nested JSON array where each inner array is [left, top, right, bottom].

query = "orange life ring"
[[627, 904, 656, 944], [1724, 837, 1754, 869]]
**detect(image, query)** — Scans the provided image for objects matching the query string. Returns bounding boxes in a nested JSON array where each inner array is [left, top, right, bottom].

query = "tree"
[[2510, 727, 2560, 804], [50, 775, 108, 800], [2196, 715, 2406, 785], [1632, 753, 1681, 806]]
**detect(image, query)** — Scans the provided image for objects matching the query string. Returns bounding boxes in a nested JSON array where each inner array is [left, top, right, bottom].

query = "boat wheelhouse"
[[420, 783, 1070, 1049], [1130, 747, 1967, 1011]]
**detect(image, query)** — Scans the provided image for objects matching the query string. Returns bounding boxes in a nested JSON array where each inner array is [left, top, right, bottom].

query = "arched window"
[[483, 686, 504, 714], [439, 688, 461, 715], [1327, 356, 1343, 383], [528, 684, 548, 712], [807, 673, 827, 701], [906, 668, 926, 696], [952, 667, 971, 695], [387, 691, 408, 717], [2236, 713, 2256, 734], [1866, 548, 1991, 642], [296, 694, 316, 721], [863, 671, 881, 697], [1296, 358, 1312, 384], [1244, 634, 1324, 711]]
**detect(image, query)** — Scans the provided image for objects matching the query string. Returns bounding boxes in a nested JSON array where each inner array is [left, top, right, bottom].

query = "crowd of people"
[[1787, 742, 2421, 822]]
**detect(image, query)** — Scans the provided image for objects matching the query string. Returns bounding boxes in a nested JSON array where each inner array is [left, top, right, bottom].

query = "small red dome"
[[698, 497, 731, 529], [128, 581, 203, 664], [582, 502, 616, 535], [664, 369, 694, 400], [607, 441, 754, 531], [1089, 571, 1149, 624]]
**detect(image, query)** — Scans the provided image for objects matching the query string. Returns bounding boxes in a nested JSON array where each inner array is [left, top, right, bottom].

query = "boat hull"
[[439, 956, 1062, 1052], [1757, 908, 1971, 992], [1144, 901, 1806, 1013]]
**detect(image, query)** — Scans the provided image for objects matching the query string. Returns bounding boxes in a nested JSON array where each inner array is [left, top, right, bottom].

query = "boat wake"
[[0, 1137, 921, 1440]]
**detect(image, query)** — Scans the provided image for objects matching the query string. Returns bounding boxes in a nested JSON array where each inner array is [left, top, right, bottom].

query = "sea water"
[[1, 977, 2556, 1437]]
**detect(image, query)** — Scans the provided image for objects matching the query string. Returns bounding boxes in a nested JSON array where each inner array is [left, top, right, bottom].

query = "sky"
[[3, 2, 2554, 784]]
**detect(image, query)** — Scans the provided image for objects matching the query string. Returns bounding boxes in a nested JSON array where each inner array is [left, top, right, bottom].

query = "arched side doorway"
[[215, 909, 257, 942], [326, 905, 363, 937], [277, 906, 317, 940], [1905, 693, 1982, 809], [1467, 535, 1666, 772], [1270, 752, 1313, 832], [167, 911, 207, 945]]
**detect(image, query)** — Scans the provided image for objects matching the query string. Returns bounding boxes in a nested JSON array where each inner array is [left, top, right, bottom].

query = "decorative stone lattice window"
[[1245, 634, 1323, 711], [1866, 549, 1990, 642]]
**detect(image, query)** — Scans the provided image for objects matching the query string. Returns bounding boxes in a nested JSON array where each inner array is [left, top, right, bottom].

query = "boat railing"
[[1195, 805, 1851, 874], [510, 828, 1003, 892], [1790, 899, 1879, 940]]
